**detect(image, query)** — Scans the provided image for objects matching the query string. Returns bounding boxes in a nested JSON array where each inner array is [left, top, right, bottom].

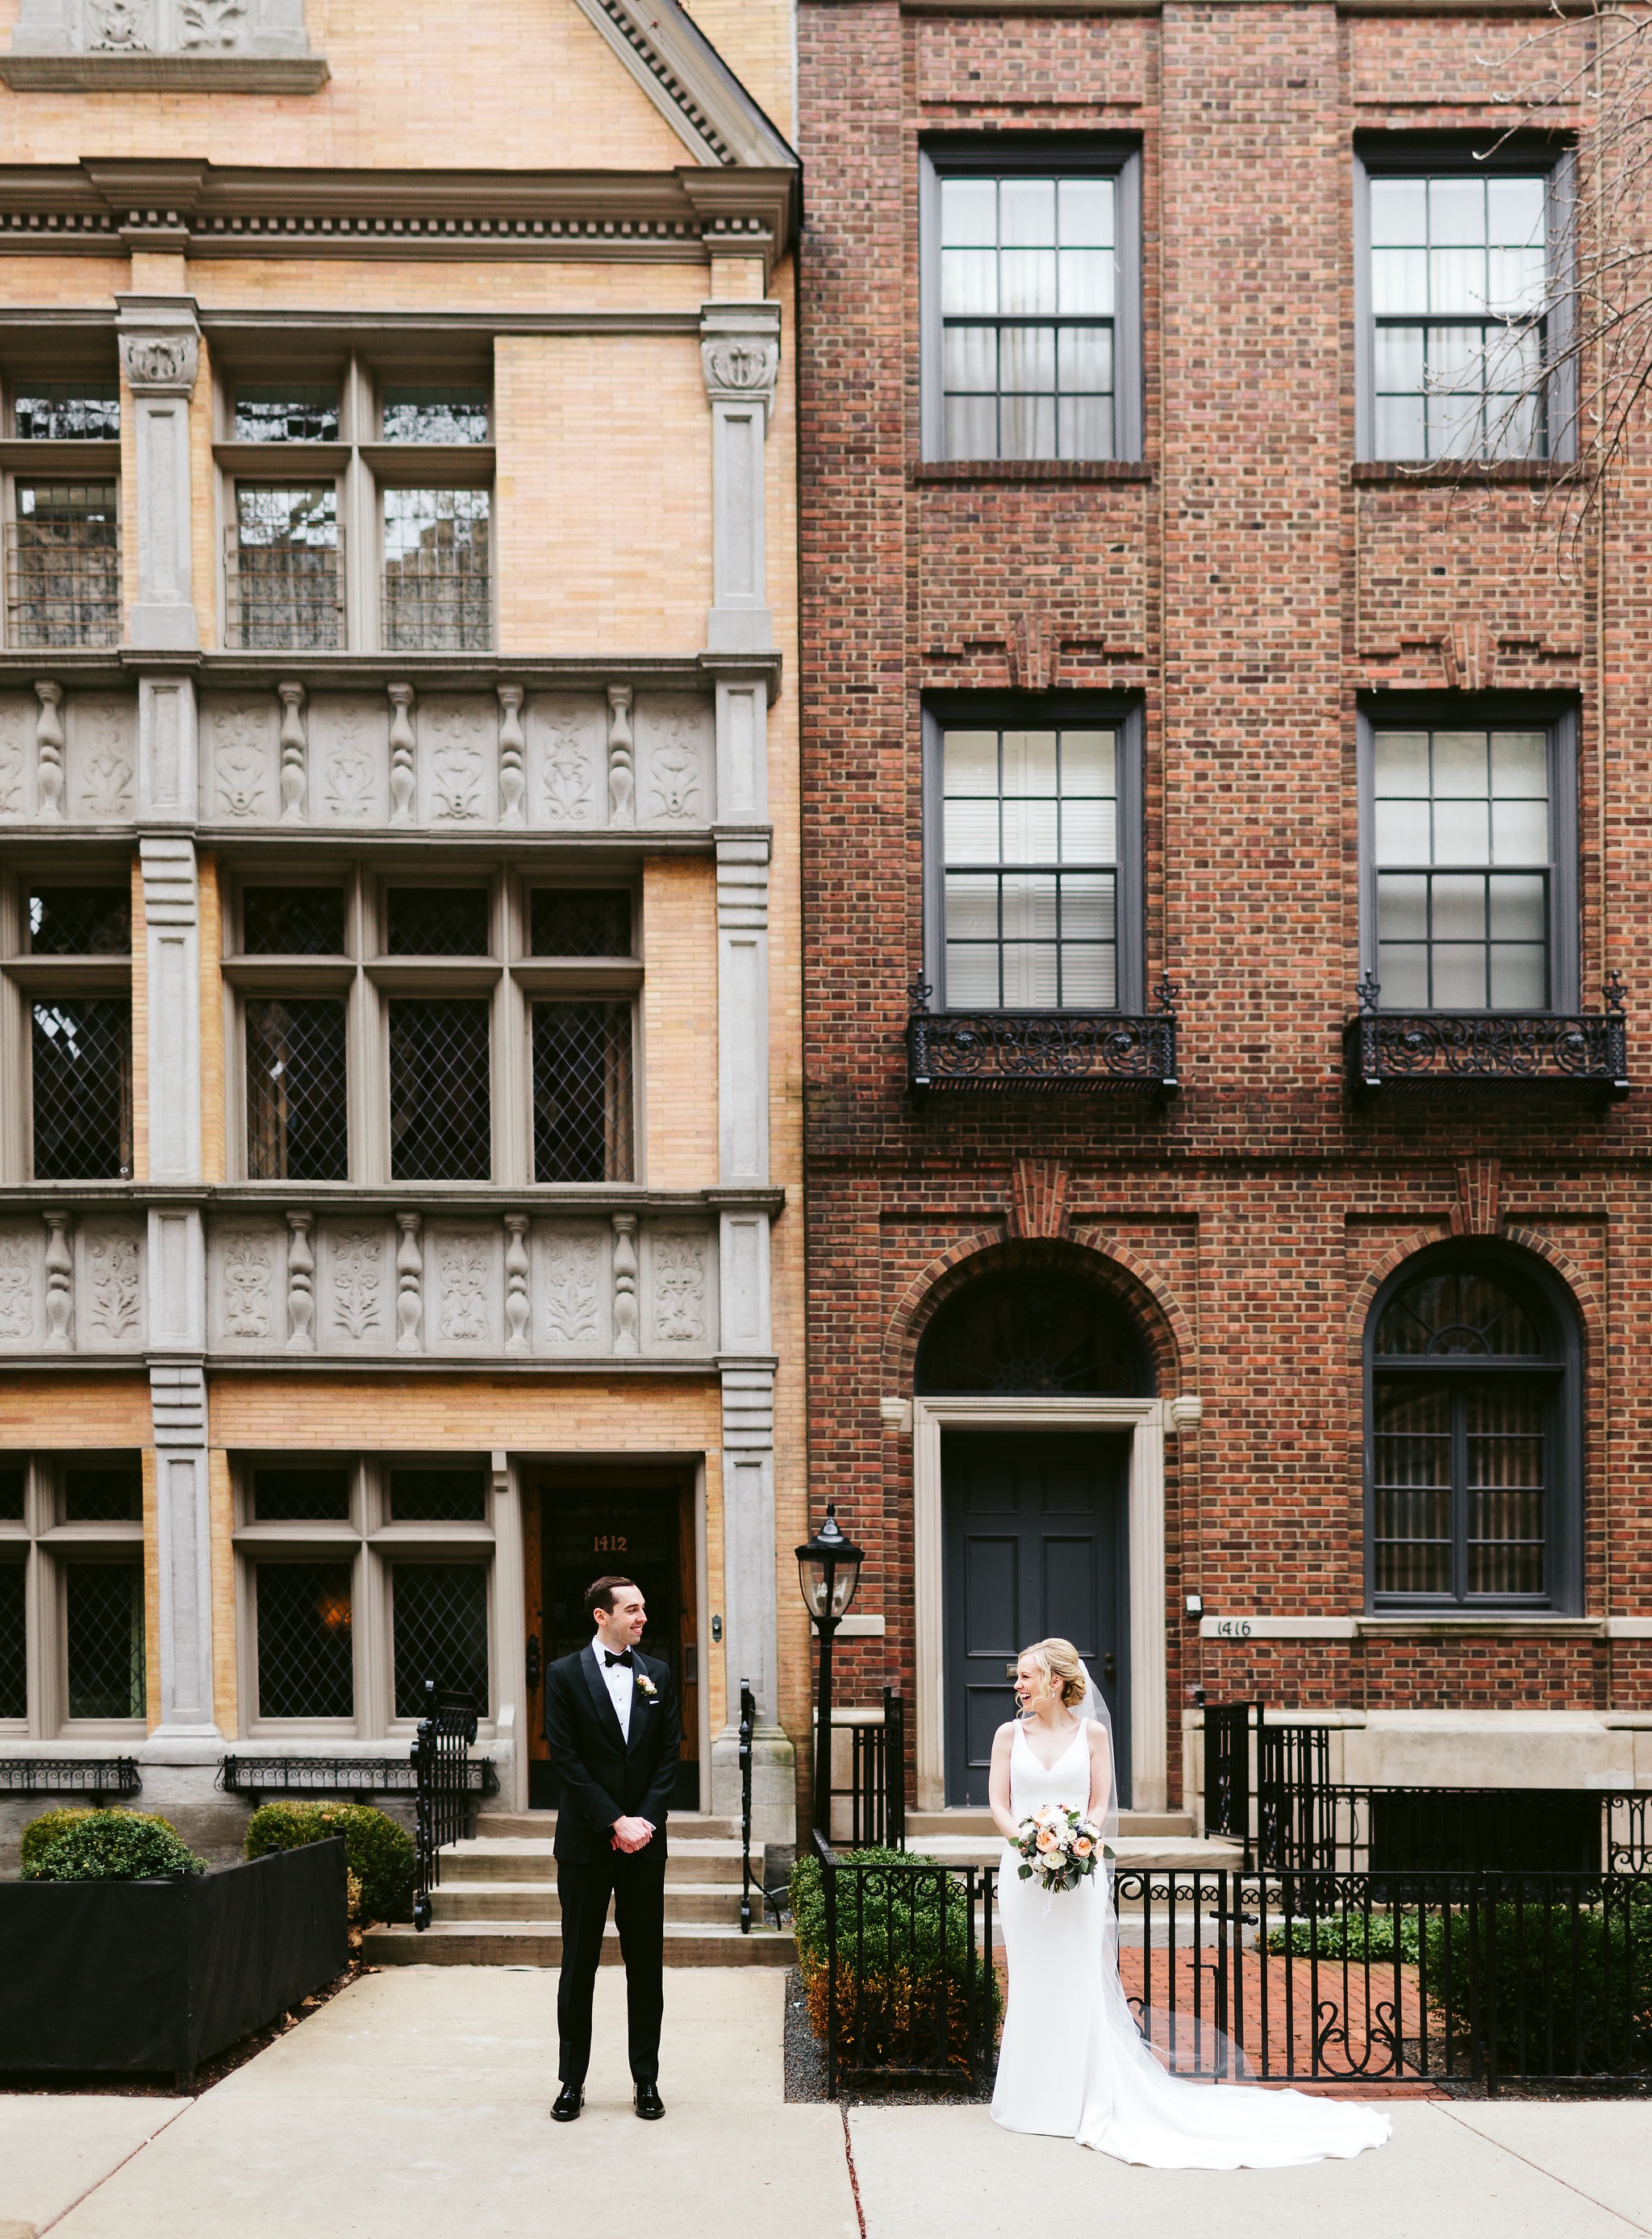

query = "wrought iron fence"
[[218, 1753, 498, 1802], [411, 1682, 481, 1933], [1201, 1699, 1261, 1862], [737, 1679, 785, 1934], [1258, 1782, 1650, 1879], [0, 1757, 140, 1799], [810, 1832, 999, 2093], [1346, 974, 1629, 1094], [848, 1687, 907, 1849], [907, 977, 1179, 1092]]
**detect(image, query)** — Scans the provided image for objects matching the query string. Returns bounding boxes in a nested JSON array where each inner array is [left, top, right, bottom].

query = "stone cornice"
[[0, 160, 799, 275]]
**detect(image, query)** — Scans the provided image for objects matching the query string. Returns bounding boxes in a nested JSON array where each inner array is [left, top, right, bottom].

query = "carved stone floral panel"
[[428, 1224, 500, 1350], [67, 694, 136, 821], [201, 693, 279, 823], [76, 1220, 144, 1350], [533, 1223, 608, 1350], [645, 1226, 715, 1350], [419, 697, 496, 826], [0, 1224, 40, 1349], [635, 695, 712, 828], [307, 694, 390, 826], [319, 1220, 392, 1351], [526, 695, 604, 828], [207, 1220, 283, 1346], [0, 694, 34, 822]]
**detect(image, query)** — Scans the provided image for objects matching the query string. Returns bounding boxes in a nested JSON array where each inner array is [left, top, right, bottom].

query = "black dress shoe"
[[634, 2081, 665, 2120], [551, 2083, 583, 2122]]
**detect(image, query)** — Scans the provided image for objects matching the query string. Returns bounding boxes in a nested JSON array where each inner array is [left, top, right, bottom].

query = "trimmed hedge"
[[1425, 1888, 1652, 2072], [23, 1812, 206, 1883], [244, 1802, 413, 1924], [790, 1845, 1002, 2073], [19, 1807, 94, 1875]]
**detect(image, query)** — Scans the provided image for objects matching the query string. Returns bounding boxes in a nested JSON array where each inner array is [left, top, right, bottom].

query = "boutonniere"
[[635, 1672, 657, 1698]]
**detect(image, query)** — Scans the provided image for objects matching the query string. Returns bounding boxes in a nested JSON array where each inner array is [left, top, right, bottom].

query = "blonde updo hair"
[[1020, 1637, 1089, 1711]]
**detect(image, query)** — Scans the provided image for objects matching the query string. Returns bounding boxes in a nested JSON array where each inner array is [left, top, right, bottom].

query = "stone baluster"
[[43, 1211, 73, 1349], [387, 684, 416, 824], [607, 685, 635, 828], [277, 682, 307, 823], [503, 1214, 530, 1352], [286, 1211, 315, 1350], [611, 1213, 639, 1354], [497, 686, 526, 827], [33, 681, 64, 820], [395, 1211, 423, 1351]]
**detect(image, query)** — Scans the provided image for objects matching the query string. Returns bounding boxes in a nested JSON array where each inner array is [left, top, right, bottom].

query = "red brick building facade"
[[796, 0, 1652, 1818]]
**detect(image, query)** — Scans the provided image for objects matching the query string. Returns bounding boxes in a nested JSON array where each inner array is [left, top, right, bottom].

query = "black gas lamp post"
[[795, 1503, 865, 1839]]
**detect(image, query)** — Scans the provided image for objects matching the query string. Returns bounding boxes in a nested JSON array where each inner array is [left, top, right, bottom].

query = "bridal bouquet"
[[1013, 1804, 1105, 1895]]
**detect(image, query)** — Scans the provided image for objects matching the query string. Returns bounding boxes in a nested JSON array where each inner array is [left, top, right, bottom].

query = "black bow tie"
[[603, 1649, 633, 1669]]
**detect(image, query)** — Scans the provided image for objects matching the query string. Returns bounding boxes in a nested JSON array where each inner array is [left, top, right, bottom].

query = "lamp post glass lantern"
[[796, 1503, 864, 1838]]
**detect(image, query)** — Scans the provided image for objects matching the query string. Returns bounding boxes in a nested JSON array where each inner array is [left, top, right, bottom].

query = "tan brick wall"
[[641, 857, 718, 1189], [0, 1373, 152, 1447], [198, 853, 225, 1183], [187, 259, 711, 316], [205, 1371, 724, 1456], [128, 851, 147, 1184], [494, 332, 711, 655], [683, 0, 796, 138]]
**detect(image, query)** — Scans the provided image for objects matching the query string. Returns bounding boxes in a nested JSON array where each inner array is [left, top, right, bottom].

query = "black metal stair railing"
[[907, 976, 1179, 1092], [1346, 972, 1630, 1094], [411, 1682, 482, 1933]]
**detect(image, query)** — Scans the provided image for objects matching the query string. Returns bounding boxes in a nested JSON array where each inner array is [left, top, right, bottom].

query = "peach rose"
[[1074, 1837, 1094, 1857], [1036, 1825, 1060, 1853]]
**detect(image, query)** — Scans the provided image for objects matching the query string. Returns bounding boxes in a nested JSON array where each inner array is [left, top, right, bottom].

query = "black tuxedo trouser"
[[556, 1838, 667, 2086]]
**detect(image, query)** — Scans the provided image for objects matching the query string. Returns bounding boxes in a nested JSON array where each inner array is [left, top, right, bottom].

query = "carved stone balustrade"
[[0, 1211, 146, 1354]]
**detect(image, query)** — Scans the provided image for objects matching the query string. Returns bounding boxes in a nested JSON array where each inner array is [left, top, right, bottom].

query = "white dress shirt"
[[594, 1641, 634, 1741]]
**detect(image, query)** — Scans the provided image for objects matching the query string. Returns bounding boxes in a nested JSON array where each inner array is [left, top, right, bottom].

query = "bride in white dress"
[[988, 1637, 1391, 2168]]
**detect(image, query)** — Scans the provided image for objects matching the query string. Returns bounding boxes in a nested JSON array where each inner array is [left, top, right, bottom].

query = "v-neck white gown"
[[990, 1722, 1391, 2168]]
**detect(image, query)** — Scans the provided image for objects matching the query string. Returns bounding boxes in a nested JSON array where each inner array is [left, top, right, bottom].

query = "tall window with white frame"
[[2, 373, 120, 649], [219, 358, 493, 651], [1365, 161, 1554, 461], [19, 880, 134, 1182], [926, 152, 1137, 463], [1365, 715, 1570, 1013], [0, 1455, 146, 1736]]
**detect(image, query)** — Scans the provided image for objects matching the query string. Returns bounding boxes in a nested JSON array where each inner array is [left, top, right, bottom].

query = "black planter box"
[[0, 1838, 348, 2083]]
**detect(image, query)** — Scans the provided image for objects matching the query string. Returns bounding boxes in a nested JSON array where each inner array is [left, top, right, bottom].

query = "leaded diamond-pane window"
[[31, 999, 132, 1180], [389, 1000, 491, 1181], [393, 1563, 488, 1717], [230, 484, 343, 651], [0, 1467, 23, 1521], [1370, 174, 1549, 461], [529, 889, 632, 958], [532, 1003, 633, 1182], [386, 889, 489, 956], [390, 1468, 486, 1524], [28, 886, 130, 955], [381, 387, 490, 443], [382, 488, 490, 652], [65, 1562, 145, 1720], [940, 173, 1116, 461], [257, 1563, 354, 1719], [64, 1465, 141, 1523], [253, 1468, 352, 1523], [15, 385, 119, 442], [0, 1564, 24, 1720], [234, 386, 340, 443], [7, 482, 120, 648], [242, 888, 345, 956], [1373, 727, 1552, 1011], [246, 998, 348, 1182], [941, 725, 1119, 1008]]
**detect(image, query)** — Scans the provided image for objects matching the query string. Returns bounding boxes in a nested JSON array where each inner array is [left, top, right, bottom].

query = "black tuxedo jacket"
[[543, 1642, 682, 1864]]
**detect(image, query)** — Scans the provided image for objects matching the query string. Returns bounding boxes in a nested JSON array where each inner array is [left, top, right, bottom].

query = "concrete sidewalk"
[[2, 1970, 1650, 2239]]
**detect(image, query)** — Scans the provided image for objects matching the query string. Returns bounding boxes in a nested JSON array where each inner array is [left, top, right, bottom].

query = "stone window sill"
[[1351, 459, 1571, 486], [0, 54, 329, 92]]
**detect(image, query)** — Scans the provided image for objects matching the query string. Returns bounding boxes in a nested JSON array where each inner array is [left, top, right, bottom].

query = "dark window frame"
[[920, 136, 1143, 464], [1362, 1240, 1583, 1615], [922, 694, 1145, 1013], [1354, 133, 1576, 465], [1357, 694, 1579, 1012]]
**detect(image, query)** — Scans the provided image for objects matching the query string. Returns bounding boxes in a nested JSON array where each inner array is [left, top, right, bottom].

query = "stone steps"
[[447, 1837, 747, 1885], [904, 1808, 1196, 1840], [433, 1879, 748, 1925], [364, 1919, 794, 1968], [473, 1812, 738, 1841]]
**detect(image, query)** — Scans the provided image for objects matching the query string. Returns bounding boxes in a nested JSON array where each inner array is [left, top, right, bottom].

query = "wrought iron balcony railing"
[[1346, 974, 1629, 1095], [907, 979, 1179, 1092], [224, 523, 346, 651]]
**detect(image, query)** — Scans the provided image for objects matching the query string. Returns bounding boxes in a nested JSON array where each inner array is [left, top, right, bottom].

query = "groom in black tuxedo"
[[543, 1575, 681, 2122]]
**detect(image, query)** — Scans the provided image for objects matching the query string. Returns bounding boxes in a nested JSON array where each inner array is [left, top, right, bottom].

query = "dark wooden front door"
[[524, 1478, 699, 1812], [941, 1432, 1129, 1806]]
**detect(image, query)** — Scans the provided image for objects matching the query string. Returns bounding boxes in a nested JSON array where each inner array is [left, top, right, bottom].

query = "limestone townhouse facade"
[[0, 0, 806, 1857]]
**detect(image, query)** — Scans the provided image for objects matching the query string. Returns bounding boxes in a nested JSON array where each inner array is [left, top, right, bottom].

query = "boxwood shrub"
[[790, 1845, 1002, 2074], [244, 1801, 413, 1924], [24, 1810, 206, 1883]]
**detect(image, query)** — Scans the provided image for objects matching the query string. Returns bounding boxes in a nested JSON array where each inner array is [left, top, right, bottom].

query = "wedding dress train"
[[990, 1722, 1391, 2168]]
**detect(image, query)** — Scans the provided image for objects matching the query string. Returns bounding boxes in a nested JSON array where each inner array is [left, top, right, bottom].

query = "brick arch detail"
[[1347, 1225, 1603, 1351], [883, 1231, 1191, 1395]]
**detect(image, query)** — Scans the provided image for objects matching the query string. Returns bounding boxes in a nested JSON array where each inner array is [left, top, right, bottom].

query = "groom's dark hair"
[[587, 1575, 640, 1621]]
